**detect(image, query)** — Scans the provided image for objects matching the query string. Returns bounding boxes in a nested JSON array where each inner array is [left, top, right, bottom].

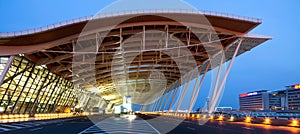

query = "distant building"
[[239, 90, 270, 111], [239, 84, 300, 111], [286, 84, 300, 110], [215, 107, 232, 112], [268, 90, 286, 110]]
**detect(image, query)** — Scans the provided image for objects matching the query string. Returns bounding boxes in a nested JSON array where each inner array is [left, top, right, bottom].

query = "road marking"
[[12, 123, 32, 127], [0, 124, 23, 129], [29, 127, 43, 131], [79, 116, 161, 134], [187, 127, 195, 130], [56, 123, 63, 126], [0, 127, 11, 131], [242, 127, 254, 130], [143, 120, 161, 134]]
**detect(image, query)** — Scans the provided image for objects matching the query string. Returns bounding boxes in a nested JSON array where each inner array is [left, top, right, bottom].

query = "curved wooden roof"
[[0, 10, 270, 105]]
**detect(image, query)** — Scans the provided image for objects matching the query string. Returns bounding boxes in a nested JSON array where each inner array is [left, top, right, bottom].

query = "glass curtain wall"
[[0, 56, 9, 76], [0, 56, 78, 114]]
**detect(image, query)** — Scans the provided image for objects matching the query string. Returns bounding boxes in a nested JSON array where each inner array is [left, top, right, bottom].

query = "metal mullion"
[[69, 94, 77, 108], [37, 74, 55, 113], [48, 79, 63, 112], [51, 81, 69, 112], [4, 58, 30, 113], [58, 82, 69, 107], [62, 87, 74, 109], [62, 93, 72, 110], [42, 77, 62, 113], [18, 68, 40, 114], [38, 75, 57, 113], [0, 57, 24, 106], [66, 94, 75, 108], [50, 79, 66, 111], [22, 69, 44, 114], [11, 63, 35, 113], [29, 70, 51, 114]]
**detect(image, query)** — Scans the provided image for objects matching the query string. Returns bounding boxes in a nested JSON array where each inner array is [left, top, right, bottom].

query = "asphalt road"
[[139, 114, 300, 134], [2, 114, 299, 134]]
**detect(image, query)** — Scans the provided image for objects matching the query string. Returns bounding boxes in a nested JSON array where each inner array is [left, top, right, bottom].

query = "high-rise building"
[[268, 90, 286, 110], [286, 84, 300, 110], [239, 84, 300, 111], [239, 90, 270, 111]]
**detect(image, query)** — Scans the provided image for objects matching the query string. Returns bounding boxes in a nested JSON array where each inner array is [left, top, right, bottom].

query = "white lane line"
[[0, 127, 11, 131], [142, 120, 161, 134], [78, 124, 99, 134], [12, 123, 32, 127], [56, 123, 63, 126], [29, 127, 43, 131], [186, 127, 196, 130], [0, 124, 23, 129], [186, 127, 195, 130], [242, 127, 254, 130]]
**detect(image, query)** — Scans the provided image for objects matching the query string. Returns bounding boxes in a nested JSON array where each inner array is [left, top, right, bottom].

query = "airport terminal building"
[[0, 9, 270, 115]]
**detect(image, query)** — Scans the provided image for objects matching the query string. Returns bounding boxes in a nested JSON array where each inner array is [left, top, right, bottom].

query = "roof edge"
[[0, 9, 262, 38]]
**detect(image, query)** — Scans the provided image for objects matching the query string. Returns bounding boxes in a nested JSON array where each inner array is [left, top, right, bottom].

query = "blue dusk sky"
[[0, 0, 299, 109]]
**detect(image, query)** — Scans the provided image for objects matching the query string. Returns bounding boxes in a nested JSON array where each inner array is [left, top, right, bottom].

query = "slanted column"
[[188, 64, 210, 113], [209, 38, 243, 113], [0, 56, 15, 86]]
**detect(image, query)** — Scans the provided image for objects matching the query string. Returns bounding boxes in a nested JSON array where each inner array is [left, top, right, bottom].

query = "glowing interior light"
[[209, 115, 214, 120], [229, 116, 234, 121], [264, 117, 271, 125], [217, 115, 224, 121], [245, 116, 251, 123], [290, 119, 299, 127]]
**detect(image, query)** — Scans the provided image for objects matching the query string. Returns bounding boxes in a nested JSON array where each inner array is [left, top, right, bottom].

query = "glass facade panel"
[[0, 56, 81, 114]]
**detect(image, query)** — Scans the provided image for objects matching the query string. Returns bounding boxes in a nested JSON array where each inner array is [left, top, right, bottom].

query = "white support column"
[[99, 100, 106, 109], [159, 87, 171, 112], [211, 53, 225, 99], [152, 99, 159, 112], [168, 86, 179, 111], [187, 67, 202, 112], [156, 96, 164, 112], [209, 39, 243, 113], [105, 102, 113, 112], [188, 64, 210, 113], [176, 71, 194, 113], [162, 86, 173, 112], [158, 93, 167, 112], [165, 25, 169, 48], [0, 56, 15, 86], [143, 25, 146, 50]]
